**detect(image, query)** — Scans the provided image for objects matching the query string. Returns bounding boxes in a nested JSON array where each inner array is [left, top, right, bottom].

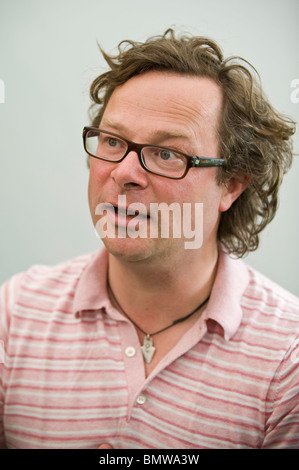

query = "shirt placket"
[[115, 311, 209, 422]]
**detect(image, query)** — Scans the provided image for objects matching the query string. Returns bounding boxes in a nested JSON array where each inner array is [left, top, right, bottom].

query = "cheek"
[[183, 171, 224, 231], [87, 167, 97, 209], [88, 159, 110, 200], [178, 169, 221, 205], [89, 158, 105, 184], [87, 172, 96, 225], [88, 161, 106, 220]]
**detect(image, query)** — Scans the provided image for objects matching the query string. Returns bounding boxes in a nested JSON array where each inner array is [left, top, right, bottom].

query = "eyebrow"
[[100, 117, 192, 143]]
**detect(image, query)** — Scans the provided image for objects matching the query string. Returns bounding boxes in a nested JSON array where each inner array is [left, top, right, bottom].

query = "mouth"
[[113, 205, 149, 218], [102, 201, 150, 229]]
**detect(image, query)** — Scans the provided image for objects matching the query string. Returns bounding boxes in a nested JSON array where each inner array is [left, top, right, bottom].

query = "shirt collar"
[[73, 248, 111, 316], [73, 246, 249, 341], [204, 247, 249, 340]]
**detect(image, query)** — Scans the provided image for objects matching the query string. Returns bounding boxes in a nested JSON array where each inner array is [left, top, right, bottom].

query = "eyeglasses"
[[83, 126, 225, 180]]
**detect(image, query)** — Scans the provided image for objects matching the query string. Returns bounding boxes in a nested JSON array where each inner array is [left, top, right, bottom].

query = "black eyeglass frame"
[[83, 126, 225, 180]]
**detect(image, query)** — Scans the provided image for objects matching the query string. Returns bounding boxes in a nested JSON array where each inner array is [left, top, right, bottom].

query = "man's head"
[[87, 29, 296, 258]]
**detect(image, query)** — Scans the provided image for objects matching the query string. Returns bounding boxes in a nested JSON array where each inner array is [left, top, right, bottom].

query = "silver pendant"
[[141, 334, 156, 363]]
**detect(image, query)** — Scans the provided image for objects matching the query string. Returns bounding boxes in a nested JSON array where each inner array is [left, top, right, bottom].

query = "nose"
[[110, 151, 149, 190]]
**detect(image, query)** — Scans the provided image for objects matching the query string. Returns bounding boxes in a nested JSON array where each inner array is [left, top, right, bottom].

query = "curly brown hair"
[[88, 29, 296, 257]]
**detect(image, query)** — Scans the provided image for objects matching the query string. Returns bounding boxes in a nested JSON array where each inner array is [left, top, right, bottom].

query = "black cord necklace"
[[107, 280, 210, 364]]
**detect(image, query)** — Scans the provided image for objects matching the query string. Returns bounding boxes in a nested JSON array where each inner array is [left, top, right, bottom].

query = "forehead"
[[101, 71, 223, 142]]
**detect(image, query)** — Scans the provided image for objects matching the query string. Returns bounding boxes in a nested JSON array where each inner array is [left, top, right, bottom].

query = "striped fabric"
[[0, 247, 299, 449]]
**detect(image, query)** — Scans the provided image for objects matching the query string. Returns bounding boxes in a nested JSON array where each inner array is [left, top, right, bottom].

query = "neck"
[[107, 244, 219, 330]]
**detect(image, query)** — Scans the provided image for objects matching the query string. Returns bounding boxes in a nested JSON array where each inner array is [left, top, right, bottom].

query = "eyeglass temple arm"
[[190, 157, 225, 168]]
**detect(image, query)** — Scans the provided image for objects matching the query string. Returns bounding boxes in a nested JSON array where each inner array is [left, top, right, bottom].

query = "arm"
[[0, 349, 4, 448], [0, 273, 25, 449], [262, 337, 299, 449]]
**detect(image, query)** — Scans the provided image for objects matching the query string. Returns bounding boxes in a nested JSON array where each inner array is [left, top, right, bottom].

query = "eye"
[[159, 149, 176, 161], [100, 134, 125, 151], [107, 137, 120, 147], [97, 133, 127, 159]]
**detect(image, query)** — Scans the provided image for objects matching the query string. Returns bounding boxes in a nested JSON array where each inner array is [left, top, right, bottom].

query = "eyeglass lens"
[[85, 129, 187, 178]]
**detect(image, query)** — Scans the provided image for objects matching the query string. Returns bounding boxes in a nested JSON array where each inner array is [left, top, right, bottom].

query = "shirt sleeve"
[[0, 272, 25, 449], [262, 337, 299, 449]]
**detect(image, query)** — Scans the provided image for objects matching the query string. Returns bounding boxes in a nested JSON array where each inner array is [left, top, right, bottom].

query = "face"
[[88, 71, 240, 264]]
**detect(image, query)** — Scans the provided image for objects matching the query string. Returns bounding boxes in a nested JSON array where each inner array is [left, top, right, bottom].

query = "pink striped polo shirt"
[[0, 247, 299, 449]]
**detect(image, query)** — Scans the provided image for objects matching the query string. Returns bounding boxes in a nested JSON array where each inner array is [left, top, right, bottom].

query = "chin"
[[101, 236, 154, 262], [101, 235, 176, 265]]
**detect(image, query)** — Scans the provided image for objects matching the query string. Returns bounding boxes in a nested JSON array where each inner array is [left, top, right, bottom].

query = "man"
[[0, 29, 298, 449]]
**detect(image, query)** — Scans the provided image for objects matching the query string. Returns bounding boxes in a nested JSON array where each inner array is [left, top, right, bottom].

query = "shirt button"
[[136, 393, 147, 405], [125, 346, 136, 358]]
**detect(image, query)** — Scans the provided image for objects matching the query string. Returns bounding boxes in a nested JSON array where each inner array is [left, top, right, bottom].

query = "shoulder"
[[20, 252, 97, 285], [241, 262, 299, 337], [0, 251, 99, 314], [244, 264, 299, 313]]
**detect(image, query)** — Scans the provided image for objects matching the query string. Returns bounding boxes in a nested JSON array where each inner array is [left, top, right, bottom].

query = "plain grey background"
[[0, 0, 298, 295]]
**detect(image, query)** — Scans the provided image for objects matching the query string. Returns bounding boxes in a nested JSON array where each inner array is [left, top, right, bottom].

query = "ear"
[[219, 175, 250, 213]]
